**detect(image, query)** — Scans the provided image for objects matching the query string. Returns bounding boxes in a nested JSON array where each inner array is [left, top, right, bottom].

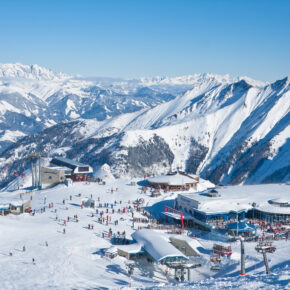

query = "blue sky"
[[0, 0, 289, 81]]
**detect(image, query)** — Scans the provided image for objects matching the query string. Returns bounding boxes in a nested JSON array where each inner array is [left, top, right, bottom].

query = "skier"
[[32, 258, 35, 264], [63, 228, 66, 234], [45, 241, 48, 247], [23, 245, 26, 252]]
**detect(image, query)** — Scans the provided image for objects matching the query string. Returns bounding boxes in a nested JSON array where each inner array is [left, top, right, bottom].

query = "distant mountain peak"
[[137, 73, 234, 86], [0, 66, 289, 187], [238, 76, 267, 88], [0, 63, 71, 81]]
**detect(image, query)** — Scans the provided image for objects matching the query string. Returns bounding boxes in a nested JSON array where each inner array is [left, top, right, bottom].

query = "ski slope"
[[0, 179, 289, 289]]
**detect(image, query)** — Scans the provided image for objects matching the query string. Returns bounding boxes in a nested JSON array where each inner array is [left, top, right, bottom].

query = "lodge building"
[[171, 185, 290, 231], [148, 172, 199, 191]]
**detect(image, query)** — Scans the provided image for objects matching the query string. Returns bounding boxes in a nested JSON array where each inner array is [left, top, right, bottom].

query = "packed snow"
[[0, 178, 289, 289]]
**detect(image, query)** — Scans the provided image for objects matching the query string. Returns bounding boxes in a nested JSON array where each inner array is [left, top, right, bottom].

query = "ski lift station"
[[41, 157, 93, 189], [41, 166, 72, 189], [173, 184, 290, 230], [131, 229, 188, 263], [50, 157, 93, 179], [107, 229, 194, 263]]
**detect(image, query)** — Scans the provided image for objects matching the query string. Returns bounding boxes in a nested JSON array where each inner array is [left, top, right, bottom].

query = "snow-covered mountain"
[[0, 63, 289, 187], [0, 63, 206, 152], [0, 63, 70, 80]]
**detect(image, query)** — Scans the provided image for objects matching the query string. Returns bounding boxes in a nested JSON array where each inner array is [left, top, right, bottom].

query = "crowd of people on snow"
[[103, 228, 129, 245]]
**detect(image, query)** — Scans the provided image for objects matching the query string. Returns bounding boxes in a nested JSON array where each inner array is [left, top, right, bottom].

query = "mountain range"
[[0, 63, 289, 187]]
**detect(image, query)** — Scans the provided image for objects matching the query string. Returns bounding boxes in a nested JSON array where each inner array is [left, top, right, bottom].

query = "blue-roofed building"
[[226, 222, 257, 236], [173, 185, 290, 231], [0, 204, 10, 216], [175, 192, 247, 231]]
